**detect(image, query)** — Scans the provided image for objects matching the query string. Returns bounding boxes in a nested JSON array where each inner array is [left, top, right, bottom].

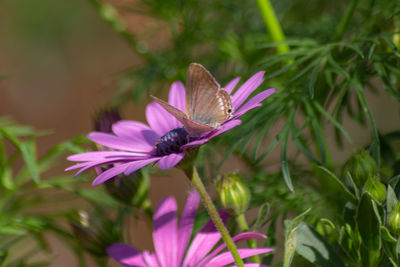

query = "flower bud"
[[389, 202, 400, 236], [69, 210, 120, 257], [363, 176, 386, 203], [104, 170, 150, 208], [342, 150, 377, 186], [94, 108, 121, 133], [216, 173, 250, 215]]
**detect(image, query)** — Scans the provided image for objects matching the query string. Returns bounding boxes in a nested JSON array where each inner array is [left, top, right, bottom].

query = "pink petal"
[[183, 211, 229, 266], [181, 139, 209, 150], [181, 120, 242, 150], [92, 162, 133, 185], [240, 264, 271, 267], [224, 77, 241, 94], [199, 233, 267, 265], [66, 157, 138, 176], [88, 132, 153, 152], [206, 120, 241, 140], [92, 158, 158, 185], [153, 197, 179, 267], [143, 251, 160, 267], [235, 89, 275, 117], [169, 81, 186, 112], [67, 151, 143, 162], [107, 243, 146, 267], [206, 248, 274, 267], [146, 102, 179, 137], [177, 191, 200, 264], [123, 157, 161, 175], [157, 153, 185, 170], [112, 121, 160, 146], [232, 71, 265, 109]]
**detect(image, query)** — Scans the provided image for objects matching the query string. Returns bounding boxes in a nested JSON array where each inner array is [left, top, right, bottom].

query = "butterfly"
[[151, 63, 234, 138]]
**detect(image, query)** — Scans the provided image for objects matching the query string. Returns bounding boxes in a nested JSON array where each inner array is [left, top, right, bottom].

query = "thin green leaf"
[[354, 82, 380, 167], [327, 54, 350, 80], [314, 101, 352, 143], [387, 185, 397, 214], [318, 166, 357, 204], [281, 129, 293, 192], [308, 59, 321, 98], [255, 202, 271, 229], [283, 208, 311, 267], [19, 140, 39, 184], [295, 222, 345, 267]]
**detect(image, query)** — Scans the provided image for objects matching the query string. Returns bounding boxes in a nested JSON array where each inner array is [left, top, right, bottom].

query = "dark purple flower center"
[[155, 128, 189, 156]]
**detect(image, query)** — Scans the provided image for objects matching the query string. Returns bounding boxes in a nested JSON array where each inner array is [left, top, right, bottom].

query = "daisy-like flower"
[[107, 191, 273, 266], [66, 70, 275, 185]]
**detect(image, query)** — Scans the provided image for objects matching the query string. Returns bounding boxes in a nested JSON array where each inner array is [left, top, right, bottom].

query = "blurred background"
[[1, 0, 399, 266]]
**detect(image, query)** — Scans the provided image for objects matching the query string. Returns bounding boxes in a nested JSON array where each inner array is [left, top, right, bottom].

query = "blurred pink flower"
[[108, 191, 273, 267]]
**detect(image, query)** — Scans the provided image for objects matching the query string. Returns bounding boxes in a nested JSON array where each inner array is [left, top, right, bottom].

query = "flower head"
[[66, 70, 275, 185], [107, 191, 273, 266]]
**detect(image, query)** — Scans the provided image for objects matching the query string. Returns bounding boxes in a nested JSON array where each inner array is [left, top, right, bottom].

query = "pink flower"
[[107, 191, 273, 266], [66, 71, 275, 185]]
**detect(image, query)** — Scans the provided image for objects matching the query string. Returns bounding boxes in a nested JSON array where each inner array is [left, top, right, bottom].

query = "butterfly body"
[[151, 63, 234, 137]]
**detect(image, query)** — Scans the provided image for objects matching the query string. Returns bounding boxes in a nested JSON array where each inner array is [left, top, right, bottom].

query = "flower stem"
[[256, 0, 290, 54], [236, 213, 260, 263], [190, 167, 244, 267], [333, 0, 359, 41]]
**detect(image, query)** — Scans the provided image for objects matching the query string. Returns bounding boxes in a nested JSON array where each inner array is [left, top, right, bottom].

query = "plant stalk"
[[190, 166, 244, 267], [237, 213, 260, 263], [256, 0, 290, 54], [334, 0, 360, 41]]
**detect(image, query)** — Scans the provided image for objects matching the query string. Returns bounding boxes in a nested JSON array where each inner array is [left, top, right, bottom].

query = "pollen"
[[155, 128, 189, 156]]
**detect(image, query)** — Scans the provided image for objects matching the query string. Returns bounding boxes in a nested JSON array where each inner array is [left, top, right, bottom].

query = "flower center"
[[155, 128, 189, 156]]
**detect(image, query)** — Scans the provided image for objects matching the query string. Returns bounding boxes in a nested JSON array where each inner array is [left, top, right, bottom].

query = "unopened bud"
[[389, 203, 400, 236], [363, 176, 386, 203], [342, 150, 377, 186], [94, 108, 121, 133], [104, 171, 149, 207], [216, 173, 250, 215]]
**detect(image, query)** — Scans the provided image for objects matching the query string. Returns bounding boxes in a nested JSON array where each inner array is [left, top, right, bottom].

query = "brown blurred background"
[[0, 0, 191, 265], [1, 0, 400, 266]]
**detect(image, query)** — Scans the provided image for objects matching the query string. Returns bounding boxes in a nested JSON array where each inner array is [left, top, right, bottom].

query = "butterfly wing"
[[150, 96, 214, 137], [186, 63, 233, 128]]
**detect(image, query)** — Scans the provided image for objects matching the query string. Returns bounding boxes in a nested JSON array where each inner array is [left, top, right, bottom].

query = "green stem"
[[237, 213, 260, 263], [190, 167, 244, 267], [256, 0, 290, 54], [334, 0, 360, 41]]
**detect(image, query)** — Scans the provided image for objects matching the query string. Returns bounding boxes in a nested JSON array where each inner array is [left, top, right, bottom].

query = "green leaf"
[[308, 59, 321, 98], [387, 185, 398, 214], [337, 42, 365, 59], [327, 54, 350, 80], [0, 226, 27, 235], [19, 140, 40, 184], [255, 202, 271, 228], [317, 166, 357, 204], [281, 132, 294, 192], [314, 101, 352, 144], [304, 101, 328, 165], [338, 223, 361, 263], [354, 83, 380, 168], [74, 189, 119, 207], [357, 192, 381, 265], [283, 208, 311, 267], [346, 172, 360, 200], [0, 141, 14, 190], [380, 226, 397, 243], [295, 222, 345, 267]]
